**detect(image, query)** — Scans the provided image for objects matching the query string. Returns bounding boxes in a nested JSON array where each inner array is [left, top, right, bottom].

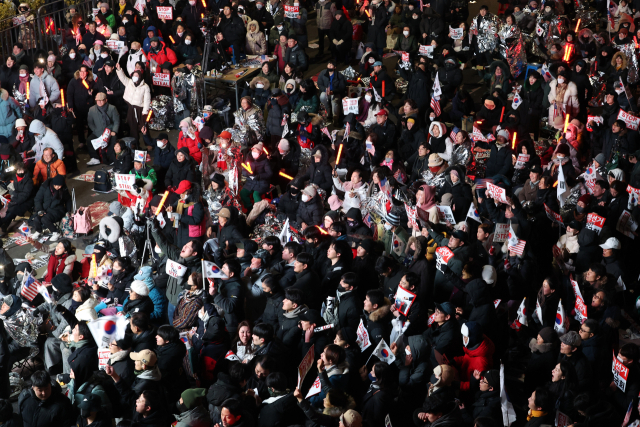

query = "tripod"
[[139, 219, 155, 266]]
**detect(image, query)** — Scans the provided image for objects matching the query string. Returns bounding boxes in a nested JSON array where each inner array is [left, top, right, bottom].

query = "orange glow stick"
[[335, 144, 344, 165], [279, 171, 293, 180], [169, 35, 175, 44], [201, 13, 204, 18], [553, 180, 558, 187], [499, 106, 505, 122], [575, 19, 581, 32], [564, 114, 570, 133], [202, 0, 206, 6], [60, 89, 65, 106], [382, 81, 385, 97], [263, 147, 269, 155], [26, 82, 29, 100], [635, 36, 639, 48], [476, 120, 483, 124], [241, 163, 253, 174], [146, 110, 153, 122], [365, 9, 370, 17], [92, 254, 97, 277], [316, 226, 328, 234], [512, 132, 517, 149], [155, 191, 170, 215], [82, 79, 89, 89]]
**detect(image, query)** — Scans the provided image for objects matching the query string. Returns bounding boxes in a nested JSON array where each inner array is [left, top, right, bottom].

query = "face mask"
[[69, 53, 76, 59], [545, 6, 551, 12], [368, 373, 376, 382], [369, 58, 375, 64], [154, 246, 163, 254], [101, 53, 108, 59], [80, 409, 90, 418], [252, 151, 260, 159], [407, 248, 415, 257], [181, 127, 188, 133], [95, 47, 101, 54], [327, 68, 334, 73], [185, 39, 191, 45], [157, 140, 165, 148], [576, 205, 584, 213], [429, 116, 435, 121], [277, 25, 283, 30], [290, 189, 299, 195], [130, 49, 137, 54], [557, 77, 564, 83], [20, 73, 27, 77], [132, 76, 139, 83], [176, 402, 189, 413], [177, 31, 184, 37], [256, 83, 264, 89], [189, 0, 195, 4], [122, 19, 128, 24], [16, 172, 25, 178], [403, 31, 409, 36], [79, 49, 86, 54], [347, 220, 357, 227], [257, 3, 263, 8], [384, 223, 392, 230], [301, 194, 310, 202], [365, 94, 372, 102]]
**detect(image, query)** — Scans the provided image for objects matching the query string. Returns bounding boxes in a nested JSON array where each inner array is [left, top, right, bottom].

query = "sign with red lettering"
[[627, 185, 640, 209], [284, 5, 299, 18], [487, 182, 508, 203], [556, 411, 572, 427], [342, 98, 359, 115], [515, 154, 530, 170], [98, 348, 110, 370], [586, 212, 605, 234], [586, 115, 603, 131], [356, 319, 372, 351], [570, 276, 587, 324], [152, 73, 170, 87], [114, 174, 136, 191], [613, 351, 629, 391], [418, 44, 434, 57], [156, 6, 173, 19], [297, 344, 315, 388], [306, 376, 322, 398], [493, 223, 510, 243], [435, 246, 454, 272], [617, 109, 640, 131], [544, 203, 563, 225]]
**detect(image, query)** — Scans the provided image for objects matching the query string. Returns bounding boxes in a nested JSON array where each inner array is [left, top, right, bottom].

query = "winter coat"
[[284, 45, 308, 71], [28, 120, 64, 162], [256, 290, 285, 329], [18, 388, 75, 427], [67, 71, 97, 117], [28, 71, 60, 108], [134, 266, 167, 323], [156, 340, 188, 402], [213, 277, 244, 335], [219, 13, 246, 47], [399, 66, 431, 111], [147, 41, 178, 66], [309, 363, 350, 408], [364, 298, 392, 346], [68, 340, 99, 390], [423, 318, 464, 368], [121, 295, 155, 318], [0, 90, 21, 138], [484, 142, 513, 179], [87, 102, 120, 139], [258, 393, 300, 427], [300, 145, 333, 193], [43, 252, 76, 283], [277, 304, 307, 347], [125, 49, 147, 77], [266, 96, 290, 137], [557, 349, 593, 390], [0, 64, 20, 93], [114, 366, 164, 419], [112, 147, 134, 175], [242, 151, 273, 193], [330, 16, 353, 49], [547, 79, 579, 123], [116, 68, 151, 113], [296, 194, 323, 227], [32, 154, 66, 186], [335, 291, 361, 342], [316, 0, 336, 30], [367, 5, 389, 48], [436, 62, 463, 99], [293, 89, 319, 114], [34, 179, 72, 221], [453, 336, 495, 391], [165, 154, 196, 189], [361, 386, 394, 427], [177, 130, 202, 164], [105, 266, 136, 305], [175, 405, 212, 427], [151, 228, 203, 306], [272, 139, 301, 179], [246, 21, 267, 55], [317, 69, 347, 96]]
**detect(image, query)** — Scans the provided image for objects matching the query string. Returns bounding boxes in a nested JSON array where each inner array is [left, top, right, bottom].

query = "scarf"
[[98, 102, 112, 127], [119, 3, 126, 15], [18, 74, 29, 94], [176, 200, 194, 215], [418, 184, 437, 210], [110, 349, 131, 363], [527, 410, 547, 421], [69, 338, 89, 350], [555, 82, 568, 104]]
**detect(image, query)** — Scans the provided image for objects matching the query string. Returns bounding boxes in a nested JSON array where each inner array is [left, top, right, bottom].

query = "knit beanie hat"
[[181, 388, 206, 410], [130, 280, 149, 297], [538, 327, 557, 344], [278, 139, 290, 152]]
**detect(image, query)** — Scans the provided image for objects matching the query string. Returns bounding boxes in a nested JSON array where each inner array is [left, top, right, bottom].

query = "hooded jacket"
[[135, 266, 167, 322], [296, 193, 323, 226], [300, 145, 332, 193], [242, 149, 273, 193], [454, 331, 495, 391], [34, 178, 72, 220], [395, 334, 430, 391], [165, 148, 196, 188], [28, 70, 60, 108], [28, 120, 64, 161], [32, 152, 66, 186], [246, 20, 267, 55], [0, 89, 21, 138], [364, 297, 392, 346]]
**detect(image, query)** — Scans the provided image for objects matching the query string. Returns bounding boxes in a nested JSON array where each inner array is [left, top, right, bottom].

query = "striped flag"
[[554, 299, 568, 335], [431, 73, 442, 117], [430, 97, 441, 117], [507, 225, 526, 255], [321, 126, 332, 140], [363, 213, 373, 228], [20, 273, 42, 302], [450, 127, 459, 141]]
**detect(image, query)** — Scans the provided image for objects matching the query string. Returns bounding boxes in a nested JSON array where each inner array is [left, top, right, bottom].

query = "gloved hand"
[[197, 143, 203, 149]]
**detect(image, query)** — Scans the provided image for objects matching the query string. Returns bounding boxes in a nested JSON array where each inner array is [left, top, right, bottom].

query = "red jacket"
[[147, 41, 177, 67], [178, 130, 202, 164], [453, 336, 495, 391], [44, 253, 76, 283]]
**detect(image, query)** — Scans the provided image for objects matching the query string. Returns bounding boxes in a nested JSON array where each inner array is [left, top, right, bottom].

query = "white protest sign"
[[515, 154, 530, 170], [297, 344, 315, 388], [114, 174, 136, 191], [544, 203, 564, 225], [356, 319, 372, 351], [418, 44, 434, 57], [627, 185, 640, 209], [586, 115, 603, 131], [166, 259, 188, 278], [90, 128, 110, 150], [617, 109, 640, 131], [493, 223, 510, 243], [435, 246, 454, 272], [487, 183, 508, 203], [436, 205, 455, 224], [613, 351, 629, 392], [570, 276, 587, 324], [617, 210, 638, 239], [134, 0, 145, 12], [92, 8, 99, 16], [450, 27, 463, 39], [306, 376, 322, 398], [225, 350, 241, 361], [152, 73, 170, 87], [156, 6, 173, 19], [342, 98, 359, 115], [585, 212, 605, 234], [106, 40, 125, 54], [395, 51, 410, 62], [12, 15, 26, 25], [284, 5, 300, 17], [98, 348, 110, 370]]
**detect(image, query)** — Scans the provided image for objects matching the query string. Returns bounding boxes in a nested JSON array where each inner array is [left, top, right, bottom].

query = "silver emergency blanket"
[[205, 187, 227, 222], [450, 143, 472, 167], [588, 72, 606, 107], [395, 79, 408, 94], [298, 147, 313, 177], [340, 66, 358, 80], [185, 69, 204, 117], [498, 24, 527, 78], [420, 169, 447, 192], [559, 182, 587, 217], [0, 308, 41, 347], [149, 95, 175, 130], [540, 15, 566, 49], [362, 190, 390, 219], [470, 12, 501, 53], [575, 7, 598, 26], [612, 42, 639, 84], [233, 108, 265, 146], [250, 212, 303, 243], [118, 235, 138, 267], [522, 32, 549, 60]]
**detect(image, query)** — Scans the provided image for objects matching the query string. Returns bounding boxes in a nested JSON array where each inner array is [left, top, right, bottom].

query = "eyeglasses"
[[480, 379, 488, 384], [96, 98, 106, 102], [579, 328, 591, 334]]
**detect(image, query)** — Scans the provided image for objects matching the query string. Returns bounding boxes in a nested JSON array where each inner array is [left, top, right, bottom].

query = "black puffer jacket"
[[296, 193, 323, 227], [300, 145, 332, 193], [165, 149, 196, 188], [483, 142, 513, 178], [399, 65, 431, 111], [266, 97, 291, 137], [272, 139, 301, 178], [218, 14, 246, 47], [207, 372, 244, 423], [277, 189, 301, 222], [398, 125, 427, 162], [257, 290, 285, 329], [439, 165, 473, 222], [214, 206, 244, 264], [242, 151, 273, 193], [123, 296, 155, 319], [334, 130, 365, 171], [8, 171, 34, 214], [18, 387, 75, 427], [436, 59, 463, 99], [34, 179, 72, 221], [113, 146, 134, 174], [107, 266, 136, 303], [68, 341, 99, 390], [156, 340, 189, 402]]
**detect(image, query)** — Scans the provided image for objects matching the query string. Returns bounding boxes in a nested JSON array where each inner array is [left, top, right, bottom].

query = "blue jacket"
[[134, 266, 167, 322], [0, 91, 22, 138], [143, 26, 164, 54], [146, 133, 176, 171]]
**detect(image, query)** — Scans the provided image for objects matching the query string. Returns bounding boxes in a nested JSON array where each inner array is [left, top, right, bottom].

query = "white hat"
[[15, 118, 26, 128], [302, 185, 316, 198], [600, 237, 621, 250], [497, 129, 510, 140], [130, 280, 149, 296]]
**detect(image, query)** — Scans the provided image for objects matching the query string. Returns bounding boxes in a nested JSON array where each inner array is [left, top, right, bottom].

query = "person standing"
[[116, 62, 150, 142], [67, 65, 96, 149], [314, 0, 337, 61], [86, 92, 120, 166]]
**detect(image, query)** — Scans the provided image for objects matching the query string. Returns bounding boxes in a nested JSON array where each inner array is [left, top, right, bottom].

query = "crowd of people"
[[0, 0, 638, 426]]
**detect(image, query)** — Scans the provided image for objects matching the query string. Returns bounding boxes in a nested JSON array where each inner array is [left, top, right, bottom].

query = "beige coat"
[[116, 68, 151, 114], [245, 20, 267, 55]]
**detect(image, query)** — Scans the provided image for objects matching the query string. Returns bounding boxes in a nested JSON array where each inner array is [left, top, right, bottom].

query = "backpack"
[[73, 207, 93, 235], [60, 213, 75, 239], [94, 169, 112, 193]]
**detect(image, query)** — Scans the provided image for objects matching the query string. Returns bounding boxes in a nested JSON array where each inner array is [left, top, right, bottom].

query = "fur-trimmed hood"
[[368, 297, 392, 321], [428, 121, 447, 137], [322, 394, 356, 417], [284, 78, 297, 94], [405, 235, 427, 258], [611, 51, 628, 69], [247, 19, 261, 34], [529, 338, 555, 354], [64, 254, 77, 266], [99, 216, 122, 243], [250, 76, 271, 89], [73, 69, 95, 82]]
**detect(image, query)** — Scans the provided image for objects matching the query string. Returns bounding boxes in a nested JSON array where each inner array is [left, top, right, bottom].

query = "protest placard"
[[356, 319, 372, 351], [435, 246, 454, 272], [298, 344, 315, 388], [98, 348, 110, 370], [617, 210, 638, 239], [487, 182, 508, 203], [436, 205, 455, 224], [166, 259, 188, 278], [515, 154, 530, 170], [570, 276, 587, 324], [90, 128, 110, 150], [450, 27, 463, 39], [284, 5, 299, 17], [613, 351, 629, 391], [306, 376, 322, 398], [627, 185, 640, 209], [544, 203, 564, 225], [418, 45, 434, 57], [114, 174, 135, 191], [394, 286, 416, 317], [617, 109, 640, 131], [156, 6, 173, 19], [342, 98, 359, 115], [152, 73, 170, 87], [12, 15, 26, 25], [106, 40, 125, 54], [586, 115, 603, 131], [586, 212, 606, 234], [493, 223, 515, 243]]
